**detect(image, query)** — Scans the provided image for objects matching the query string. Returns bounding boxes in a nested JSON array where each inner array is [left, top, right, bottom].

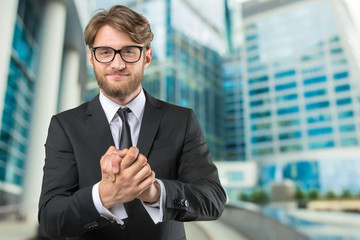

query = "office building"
[[222, 54, 246, 161], [89, 0, 227, 159], [0, 0, 88, 220], [240, 0, 360, 193]]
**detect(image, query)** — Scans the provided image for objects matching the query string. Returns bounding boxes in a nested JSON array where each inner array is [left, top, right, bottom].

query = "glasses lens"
[[94, 47, 115, 63], [120, 46, 141, 63]]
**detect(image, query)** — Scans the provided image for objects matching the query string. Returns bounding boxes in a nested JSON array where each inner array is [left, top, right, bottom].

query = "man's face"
[[88, 25, 152, 100]]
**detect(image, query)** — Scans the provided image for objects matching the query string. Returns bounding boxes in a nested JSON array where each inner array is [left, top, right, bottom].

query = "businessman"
[[38, 5, 226, 240]]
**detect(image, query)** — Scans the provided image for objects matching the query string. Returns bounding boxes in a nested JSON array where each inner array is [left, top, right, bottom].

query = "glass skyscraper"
[[91, 0, 227, 159], [0, 0, 88, 220], [222, 54, 246, 161], [239, 0, 360, 193]]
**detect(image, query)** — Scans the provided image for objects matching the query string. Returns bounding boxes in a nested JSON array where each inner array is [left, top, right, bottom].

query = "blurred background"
[[1, 0, 360, 239]]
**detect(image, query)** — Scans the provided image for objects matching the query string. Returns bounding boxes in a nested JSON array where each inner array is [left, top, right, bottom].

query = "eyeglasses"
[[91, 46, 144, 63]]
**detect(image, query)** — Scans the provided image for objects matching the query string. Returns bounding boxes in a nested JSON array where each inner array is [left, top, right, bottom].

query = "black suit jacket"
[[38, 91, 226, 240]]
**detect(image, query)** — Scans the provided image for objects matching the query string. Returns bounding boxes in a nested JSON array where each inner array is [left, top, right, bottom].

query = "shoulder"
[[53, 95, 99, 123], [145, 91, 192, 116]]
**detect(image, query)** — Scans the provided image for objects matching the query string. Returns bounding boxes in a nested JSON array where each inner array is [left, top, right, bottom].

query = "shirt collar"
[[99, 88, 146, 124]]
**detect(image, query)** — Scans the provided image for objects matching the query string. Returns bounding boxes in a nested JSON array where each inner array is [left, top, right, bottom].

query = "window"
[[252, 147, 273, 155], [249, 75, 268, 84], [338, 110, 353, 119], [336, 98, 352, 106], [277, 106, 299, 115], [304, 89, 327, 98], [301, 51, 324, 62], [279, 131, 301, 140], [302, 65, 325, 74], [252, 122, 272, 131], [249, 87, 269, 95], [280, 144, 302, 152], [335, 84, 350, 92], [306, 101, 329, 110], [250, 98, 270, 107], [308, 127, 332, 136], [329, 35, 340, 43], [247, 45, 259, 52], [309, 140, 334, 149], [246, 34, 258, 41], [275, 82, 296, 91], [307, 114, 331, 124], [251, 111, 271, 119], [248, 64, 267, 73], [339, 124, 355, 133], [341, 138, 358, 147], [276, 94, 298, 102], [252, 135, 273, 143], [247, 55, 260, 63], [303, 75, 327, 85], [274, 69, 296, 79], [278, 119, 300, 127], [330, 48, 343, 54], [333, 71, 348, 80]]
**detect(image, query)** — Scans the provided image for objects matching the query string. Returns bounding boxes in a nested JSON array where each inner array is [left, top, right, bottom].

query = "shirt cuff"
[[141, 179, 165, 224], [92, 182, 128, 224]]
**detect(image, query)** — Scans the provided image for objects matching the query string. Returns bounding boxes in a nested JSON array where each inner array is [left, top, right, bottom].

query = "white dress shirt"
[[91, 88, 165, 225]]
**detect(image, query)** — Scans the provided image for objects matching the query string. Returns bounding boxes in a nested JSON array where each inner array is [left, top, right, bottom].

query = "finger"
[[111, 152, 123, 174], [102, 152, 121, 182], [121, 147, 140, 170], [126, 153, 148, 176], [134, 163, 152, 183], [100, 146, 119, 167]]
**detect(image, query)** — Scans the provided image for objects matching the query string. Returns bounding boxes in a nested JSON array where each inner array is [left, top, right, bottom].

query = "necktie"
[[117, 107, 132, 149]]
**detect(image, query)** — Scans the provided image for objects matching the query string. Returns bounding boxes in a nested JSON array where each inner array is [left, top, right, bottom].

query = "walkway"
[[0, 219, 248, 240]]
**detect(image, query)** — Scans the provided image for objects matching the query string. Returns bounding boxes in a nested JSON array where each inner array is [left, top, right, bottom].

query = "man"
[[38, 5, 226, 240]]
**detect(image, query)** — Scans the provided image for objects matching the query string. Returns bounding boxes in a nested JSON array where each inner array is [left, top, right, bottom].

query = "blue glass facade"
[[237, 0, 360, 193], [242, 0, 360, 159], [127, 0, 225, 159], [0, 0, 41, 192], [222, 55, 245, 160]]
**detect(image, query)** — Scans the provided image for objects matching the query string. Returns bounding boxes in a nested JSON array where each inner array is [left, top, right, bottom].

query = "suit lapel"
[[137, 91, 163, 158], [85, 95, 115, 156]]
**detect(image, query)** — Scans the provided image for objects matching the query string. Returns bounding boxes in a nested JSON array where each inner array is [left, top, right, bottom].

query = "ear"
[[144, 48, 152, 68], [87, 49, 94, 68]]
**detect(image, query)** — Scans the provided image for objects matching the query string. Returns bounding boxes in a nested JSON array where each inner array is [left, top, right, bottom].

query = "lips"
[[107, 72, 130, 78]]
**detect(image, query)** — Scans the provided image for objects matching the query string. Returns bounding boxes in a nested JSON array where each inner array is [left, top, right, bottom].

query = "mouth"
[[107, 72, 130, 79]]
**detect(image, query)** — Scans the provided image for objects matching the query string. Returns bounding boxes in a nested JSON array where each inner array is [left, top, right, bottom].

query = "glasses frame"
[[91, 46, 144, 63]]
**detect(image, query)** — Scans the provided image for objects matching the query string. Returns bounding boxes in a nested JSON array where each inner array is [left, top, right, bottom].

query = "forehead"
[[93, 25, 136, 48]]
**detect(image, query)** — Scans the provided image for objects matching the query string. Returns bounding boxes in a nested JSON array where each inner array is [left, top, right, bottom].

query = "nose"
[[110, 52, 126, 70]]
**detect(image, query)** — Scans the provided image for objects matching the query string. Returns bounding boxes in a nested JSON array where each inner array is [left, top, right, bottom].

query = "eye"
[[122, 48, 137, 55], [97, 48, 113, 55]]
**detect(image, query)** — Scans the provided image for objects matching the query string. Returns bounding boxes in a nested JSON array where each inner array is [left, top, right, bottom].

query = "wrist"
[[144, 181, 161, 204]]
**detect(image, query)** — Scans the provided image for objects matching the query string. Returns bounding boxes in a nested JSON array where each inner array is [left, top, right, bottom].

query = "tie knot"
[[117, 107, 131, 122]]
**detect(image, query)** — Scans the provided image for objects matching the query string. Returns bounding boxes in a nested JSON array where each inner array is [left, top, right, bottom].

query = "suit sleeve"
[[38, 116, 115, 238], [161, 110, 227, 221]]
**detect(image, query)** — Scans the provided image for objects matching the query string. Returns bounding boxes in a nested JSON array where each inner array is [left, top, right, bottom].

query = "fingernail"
[[109, 176, 114, 181], [113, 167, 117, 173]]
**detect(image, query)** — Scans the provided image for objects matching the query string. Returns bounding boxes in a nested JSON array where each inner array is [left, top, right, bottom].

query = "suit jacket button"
[[180, 199, 189, 207], [120, 223, 127, 230]]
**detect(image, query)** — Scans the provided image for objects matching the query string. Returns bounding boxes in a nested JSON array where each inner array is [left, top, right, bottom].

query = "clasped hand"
[[99, 146, 160, 209]]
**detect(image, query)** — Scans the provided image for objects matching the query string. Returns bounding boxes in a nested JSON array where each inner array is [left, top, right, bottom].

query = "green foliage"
[[308, 189, 319, 200], [325, 190, 337, 200], [251, 188, 269, 205], [341, 189, 352, 199], [294, 188, 306, 201], [239, 192, 250, 202]]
